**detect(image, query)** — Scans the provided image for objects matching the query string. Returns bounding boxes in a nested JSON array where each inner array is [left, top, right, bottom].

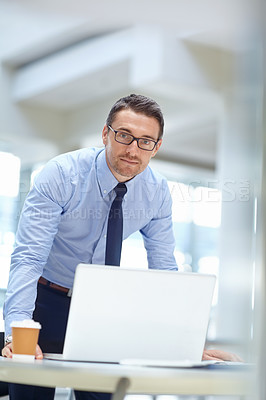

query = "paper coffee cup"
[[11, 319, 41, 361]]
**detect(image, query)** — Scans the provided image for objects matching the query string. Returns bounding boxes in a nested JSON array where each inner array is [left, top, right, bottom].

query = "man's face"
[[102, 109, 162, 182]]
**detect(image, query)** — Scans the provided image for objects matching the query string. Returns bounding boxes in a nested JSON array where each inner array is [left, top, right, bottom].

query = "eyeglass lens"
[[115, 130, 156, 150]]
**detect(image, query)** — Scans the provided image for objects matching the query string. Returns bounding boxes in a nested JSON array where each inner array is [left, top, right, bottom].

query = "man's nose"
[[125, 139, 139, 155]]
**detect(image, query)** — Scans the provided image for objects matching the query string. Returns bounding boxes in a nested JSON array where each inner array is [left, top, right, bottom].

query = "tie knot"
[[114, 183, 127, 200]]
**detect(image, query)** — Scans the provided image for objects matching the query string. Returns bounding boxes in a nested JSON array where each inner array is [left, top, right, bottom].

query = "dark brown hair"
[[106, 94, 164, 139]]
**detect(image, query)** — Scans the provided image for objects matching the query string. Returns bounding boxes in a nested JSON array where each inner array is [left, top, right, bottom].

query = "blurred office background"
[[0, 0, 265, 398]]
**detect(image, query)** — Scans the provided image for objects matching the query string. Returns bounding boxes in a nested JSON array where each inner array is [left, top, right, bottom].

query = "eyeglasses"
[[108, 125, 159, 151]]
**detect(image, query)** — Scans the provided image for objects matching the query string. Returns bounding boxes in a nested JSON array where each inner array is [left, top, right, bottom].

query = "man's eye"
[[118, 132, 130, 140], [141, 139, 151, 145]]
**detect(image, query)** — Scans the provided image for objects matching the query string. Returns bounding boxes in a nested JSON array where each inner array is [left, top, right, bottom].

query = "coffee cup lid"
[[11, 319, 41, 329]]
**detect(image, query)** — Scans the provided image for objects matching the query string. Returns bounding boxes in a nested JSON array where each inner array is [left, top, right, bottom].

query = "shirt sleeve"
[[140, 180, 178, 271], [3, 159, 70, 335]]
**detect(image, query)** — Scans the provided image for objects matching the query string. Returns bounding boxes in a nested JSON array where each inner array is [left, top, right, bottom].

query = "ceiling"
[[0, 0, 260, 172]]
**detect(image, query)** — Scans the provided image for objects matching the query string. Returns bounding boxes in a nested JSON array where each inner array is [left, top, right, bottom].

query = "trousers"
[[8, 282, 112, 400]]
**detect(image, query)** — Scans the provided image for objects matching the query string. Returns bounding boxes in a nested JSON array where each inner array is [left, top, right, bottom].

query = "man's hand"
[[1, 343, 12, 358], [1, 343, 43, 360], [202, 348, 243, 362]]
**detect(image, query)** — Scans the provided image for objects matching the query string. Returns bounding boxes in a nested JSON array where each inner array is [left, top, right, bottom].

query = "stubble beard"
[[112, 155, 143, 179]]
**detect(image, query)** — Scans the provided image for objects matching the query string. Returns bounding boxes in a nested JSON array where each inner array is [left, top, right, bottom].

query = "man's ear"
[[151, 139, 162, 158], [102, 125, 108, 146]]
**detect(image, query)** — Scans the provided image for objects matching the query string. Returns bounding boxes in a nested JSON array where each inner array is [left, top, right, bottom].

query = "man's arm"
[[3, 160, 69, 337], [140, 179, 177, 270]]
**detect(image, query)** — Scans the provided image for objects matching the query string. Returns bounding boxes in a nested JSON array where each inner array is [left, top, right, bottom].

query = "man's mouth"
[[120, 157, 139, 165]]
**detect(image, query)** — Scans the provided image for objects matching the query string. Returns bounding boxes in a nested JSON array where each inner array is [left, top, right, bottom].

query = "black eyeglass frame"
[[107, 125, 159, 151]]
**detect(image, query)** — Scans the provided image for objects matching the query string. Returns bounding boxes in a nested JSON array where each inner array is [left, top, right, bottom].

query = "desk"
[[0, 357, 255, 399]]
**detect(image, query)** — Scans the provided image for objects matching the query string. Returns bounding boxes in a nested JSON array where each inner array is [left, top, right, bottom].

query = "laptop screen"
[[63, 264, 216, 363]]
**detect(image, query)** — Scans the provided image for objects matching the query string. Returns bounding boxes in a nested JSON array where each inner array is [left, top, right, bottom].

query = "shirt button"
[[104, 234, 106, 238], [103, 190, 107, 194]]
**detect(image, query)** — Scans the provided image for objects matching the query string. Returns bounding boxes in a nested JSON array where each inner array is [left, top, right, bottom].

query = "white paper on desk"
[[119, 359, 230, 368], [43, 353, 65, 361]]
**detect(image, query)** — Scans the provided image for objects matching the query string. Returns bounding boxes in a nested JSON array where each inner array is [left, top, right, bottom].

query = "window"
[[121, 175, 221, 278], [0, 152, 21, 330]]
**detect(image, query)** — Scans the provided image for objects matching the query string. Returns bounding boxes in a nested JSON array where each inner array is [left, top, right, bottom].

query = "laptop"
[[44, 264, 216, 365]]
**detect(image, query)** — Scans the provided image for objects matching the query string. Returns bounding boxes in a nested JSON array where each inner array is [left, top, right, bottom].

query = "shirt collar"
[[96, 149, 118, 198]]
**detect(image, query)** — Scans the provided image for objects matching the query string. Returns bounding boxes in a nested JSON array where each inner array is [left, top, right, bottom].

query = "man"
[[2, 94, 241, 399]]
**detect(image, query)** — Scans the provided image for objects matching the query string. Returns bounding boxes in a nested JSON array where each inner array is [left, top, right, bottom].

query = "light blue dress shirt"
[[4, 147, 177, 334]]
